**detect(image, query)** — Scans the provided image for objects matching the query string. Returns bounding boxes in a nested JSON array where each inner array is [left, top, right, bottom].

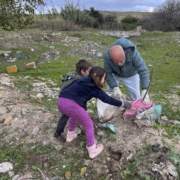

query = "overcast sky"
[[38, 0, 166, 13]]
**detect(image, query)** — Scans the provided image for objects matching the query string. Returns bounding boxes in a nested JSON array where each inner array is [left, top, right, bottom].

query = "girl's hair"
[[89, 66, 106, 88], [76, 59, 92, 75]]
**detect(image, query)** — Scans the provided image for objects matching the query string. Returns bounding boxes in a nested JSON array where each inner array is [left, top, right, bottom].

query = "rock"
[[64, 171, 71, 179], [126, 153, 133, 161], [100, 30, 141, 38], [8, 170, 15, 177], [0, 74, 15, 87], [152, 161, 178, 179], [0, 106, 7, 115], [36, 93, 44, 99], [0, 50, 11, 57], [32, 81, 58, 99], [12, 174, 20, 180], [161, 116, 168, 121], [1, 114, 13, 125], [32, 127, 40, 136], [30, 48, 35, 52], [96, 52, 103, 58], [7, 57, 16, 63], [97, 130, 105, 137], [13, 173, 33, 180], [0, 162, 13, 173], [38, 50, 60, 64], [25, 62, 37, 69], [6, 65, 18, 74], [134, 119, 154, 128]]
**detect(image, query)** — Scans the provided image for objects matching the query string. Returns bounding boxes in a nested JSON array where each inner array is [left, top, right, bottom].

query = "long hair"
[[89, 66, 106, 88]]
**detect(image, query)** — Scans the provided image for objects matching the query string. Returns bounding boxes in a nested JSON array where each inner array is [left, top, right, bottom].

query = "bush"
[[103, 14, 120, 30], [121, 16, 139, 30], [61, 0, 80, 24], [142, 0, 180, 31], [32, 16, 80, 31]]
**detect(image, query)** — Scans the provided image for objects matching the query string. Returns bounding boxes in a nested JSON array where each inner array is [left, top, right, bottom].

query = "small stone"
[[0, 74, 14, 87], [32, 127, 39, 136], [25, 62, 37, 69], [8, 170, 14, 177], [1, 114, 13, 125], [36, 93, 44, 99], [0, 162, 13, 173], [126, 153, 133, 161], [161, 116, 168, 121], [0, 106, 7, 115], [64, 171, 71, 179], [96, 52, 103, 58], [12, 174, 20, 180], [7, 58, 16, 63]]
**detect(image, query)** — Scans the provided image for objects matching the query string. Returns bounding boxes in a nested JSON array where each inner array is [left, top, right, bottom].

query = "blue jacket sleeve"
[[133, 49, 150, 89], [104, 52, 118, 89], [91, 88, 123, 107]]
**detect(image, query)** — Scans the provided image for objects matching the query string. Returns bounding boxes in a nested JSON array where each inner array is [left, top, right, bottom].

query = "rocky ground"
[[0, 29, 180, 179], [0, 73, 179, 179]]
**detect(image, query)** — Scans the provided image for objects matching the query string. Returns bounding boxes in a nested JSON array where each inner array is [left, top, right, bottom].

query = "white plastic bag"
[[96, 91, 120, 120]]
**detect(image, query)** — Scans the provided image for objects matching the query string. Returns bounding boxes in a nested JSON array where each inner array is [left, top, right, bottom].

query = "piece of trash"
[[0, 162, 13, 173], [136, 104, 162, 121], [123, 99, 153, 120], [99, 123, 116, 133], [80, 167, 87, 176], [6, 65, 17, 74]]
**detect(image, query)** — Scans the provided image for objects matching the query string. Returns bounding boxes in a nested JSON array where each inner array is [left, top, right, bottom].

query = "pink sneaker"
[[86, 143, 104, 159], [123, 99, 153, 119], [66, 130, 78, 142]]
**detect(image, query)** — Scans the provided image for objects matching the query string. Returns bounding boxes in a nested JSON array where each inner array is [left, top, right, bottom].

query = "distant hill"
[[101, 11, 152, 21]]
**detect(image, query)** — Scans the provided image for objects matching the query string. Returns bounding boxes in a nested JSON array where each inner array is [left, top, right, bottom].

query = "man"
[[104, 37, 150, 102]]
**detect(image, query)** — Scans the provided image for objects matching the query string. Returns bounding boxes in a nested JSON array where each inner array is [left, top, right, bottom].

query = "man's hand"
[[113, 87, 123, 99], [141, 89, 150, 103]]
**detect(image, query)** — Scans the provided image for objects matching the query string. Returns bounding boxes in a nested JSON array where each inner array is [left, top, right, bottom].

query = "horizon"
[[37, 0, 166, 13]]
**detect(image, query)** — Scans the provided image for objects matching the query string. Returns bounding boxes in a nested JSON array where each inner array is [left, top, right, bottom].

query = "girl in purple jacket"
[[58, 66, 130, 159]]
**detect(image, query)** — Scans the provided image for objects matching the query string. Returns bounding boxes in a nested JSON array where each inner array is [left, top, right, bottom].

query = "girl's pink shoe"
[[123, 99, 153, 119], [86, 143, 104, 159], [66, 130, 78, 142]]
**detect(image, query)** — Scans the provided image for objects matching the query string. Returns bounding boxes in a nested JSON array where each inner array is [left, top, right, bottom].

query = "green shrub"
[[121, 15, 139, 30]]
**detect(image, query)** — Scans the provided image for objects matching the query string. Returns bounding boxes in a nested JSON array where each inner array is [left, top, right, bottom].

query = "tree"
[[142, 0, 180, 31], [0, 0, 44, 30], [61, 0, 80, 23]]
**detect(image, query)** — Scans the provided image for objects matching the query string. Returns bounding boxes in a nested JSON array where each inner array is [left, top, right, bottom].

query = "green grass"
[[132, 31, 180, 93], [0, 30, 180, 137], [0, 143, 99, 179], [120, 144, 180, 180]]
